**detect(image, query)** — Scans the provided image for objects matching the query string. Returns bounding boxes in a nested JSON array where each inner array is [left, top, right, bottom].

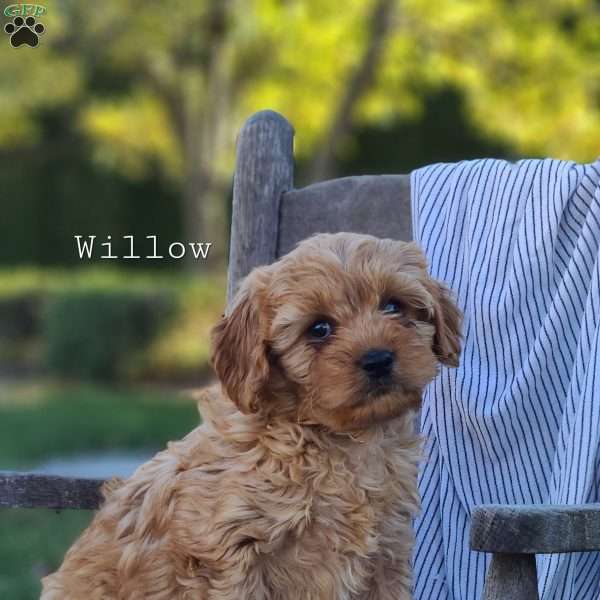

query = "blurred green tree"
[[1, 0, 600, 266]]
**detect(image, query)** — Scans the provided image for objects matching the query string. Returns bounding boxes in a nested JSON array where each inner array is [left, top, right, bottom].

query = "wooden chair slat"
[[277, 174, 412, 257], [470, 503, 600, 554], [0, 472, 104, 510], [227, 109, 294, 302]]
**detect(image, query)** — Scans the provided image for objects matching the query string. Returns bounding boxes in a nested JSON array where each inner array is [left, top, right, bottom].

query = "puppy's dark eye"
[[307, 320, 333, 340], [381, 299, 405, 315]]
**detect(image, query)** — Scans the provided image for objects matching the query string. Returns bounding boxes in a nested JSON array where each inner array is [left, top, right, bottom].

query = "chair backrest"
[[0, 109, 414, 511], [227, 110, 412, 301]]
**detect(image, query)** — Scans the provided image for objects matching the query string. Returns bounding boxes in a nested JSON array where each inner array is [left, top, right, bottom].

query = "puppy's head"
[[211, 233, 462, 432]]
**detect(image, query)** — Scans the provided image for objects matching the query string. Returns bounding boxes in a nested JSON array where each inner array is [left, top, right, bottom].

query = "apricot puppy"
[[41, 232, 462, 600]]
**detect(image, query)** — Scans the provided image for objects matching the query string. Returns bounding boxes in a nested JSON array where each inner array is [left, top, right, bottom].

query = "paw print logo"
[[4, 16, 45, 48]]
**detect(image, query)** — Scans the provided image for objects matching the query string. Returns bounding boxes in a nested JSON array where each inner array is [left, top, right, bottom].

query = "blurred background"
[[1, 0, 600, 597]]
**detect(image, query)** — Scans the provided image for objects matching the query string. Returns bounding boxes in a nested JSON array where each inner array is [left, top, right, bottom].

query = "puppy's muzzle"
[[359, 349, 395, 380]]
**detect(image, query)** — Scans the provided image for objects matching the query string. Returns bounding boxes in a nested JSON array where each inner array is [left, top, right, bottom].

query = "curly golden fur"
[[41, 232, 462, 600]]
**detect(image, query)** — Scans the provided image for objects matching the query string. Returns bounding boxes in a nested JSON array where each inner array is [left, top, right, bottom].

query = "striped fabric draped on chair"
[[411, 159, 600, 600]]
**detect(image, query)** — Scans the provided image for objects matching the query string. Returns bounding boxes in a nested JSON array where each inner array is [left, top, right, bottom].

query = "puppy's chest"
[[262, 440, 412, 591], [308, 441, 406, 542]]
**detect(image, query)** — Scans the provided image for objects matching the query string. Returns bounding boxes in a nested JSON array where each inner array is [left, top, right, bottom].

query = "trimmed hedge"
[[44, 291, 174, 380], [0, 268, 226, 382], [0, 295, 40, 341]]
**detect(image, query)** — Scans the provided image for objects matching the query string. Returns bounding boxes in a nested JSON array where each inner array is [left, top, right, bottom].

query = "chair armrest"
[[0, 471, 104, 510], [470, 503, 600, 554]]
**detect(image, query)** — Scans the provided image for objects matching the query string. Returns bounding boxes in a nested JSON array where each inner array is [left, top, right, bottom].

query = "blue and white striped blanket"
[[411, 159, 600, 600]]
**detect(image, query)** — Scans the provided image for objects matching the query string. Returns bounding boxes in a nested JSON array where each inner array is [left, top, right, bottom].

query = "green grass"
[[0, 509, 94, 600], [0, 382, 202, 469], [0, 382, 203, 598]]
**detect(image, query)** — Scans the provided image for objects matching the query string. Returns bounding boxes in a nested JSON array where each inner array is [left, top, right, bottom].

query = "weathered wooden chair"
[[2, 110, 599, 600]]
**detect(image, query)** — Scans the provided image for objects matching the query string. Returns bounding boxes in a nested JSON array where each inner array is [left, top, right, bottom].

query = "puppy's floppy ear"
[[423, 278, 463, 367], [210, 273, 271, 414], [396, 241, 463, 366]]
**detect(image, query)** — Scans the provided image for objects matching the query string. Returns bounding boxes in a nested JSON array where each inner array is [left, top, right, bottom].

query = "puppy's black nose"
[[360, 349, 395, 378]]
